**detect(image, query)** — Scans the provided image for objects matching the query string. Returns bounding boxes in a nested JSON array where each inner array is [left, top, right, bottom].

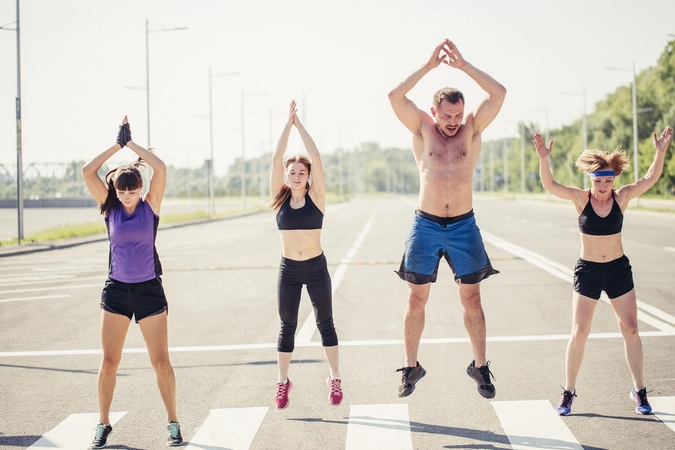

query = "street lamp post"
[[562, 89, 588, 188], [1, 1, 23, 243], [240, 90, 267, 210], [145, 20, 187, 148], [606, 63, 639, 186], [208, 69, 239, 215]]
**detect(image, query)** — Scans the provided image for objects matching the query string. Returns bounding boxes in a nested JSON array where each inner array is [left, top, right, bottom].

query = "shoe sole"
[[167, 441, 184, 447], [398, 369, 426, 398]]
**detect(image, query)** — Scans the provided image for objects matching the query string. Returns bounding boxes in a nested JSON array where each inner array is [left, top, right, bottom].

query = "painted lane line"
[[28, 412, 126, 449], [481, 230, 675, 333], [664, 247, 675, 253], [346, 404, 413, 450], [0, 294, 70, 303], [650, 396, 675, 433], [0, 283, 101, 295], [185, 407, 268, 450], [295, 214, 374, 344], [492, 400, 583, 450], [0, 275, 101, 289], [3, 330, 672, 358]]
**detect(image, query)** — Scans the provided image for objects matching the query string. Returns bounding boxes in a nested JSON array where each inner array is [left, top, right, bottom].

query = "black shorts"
[[101, 277, 168, 323], [573, 255, 634, 300]]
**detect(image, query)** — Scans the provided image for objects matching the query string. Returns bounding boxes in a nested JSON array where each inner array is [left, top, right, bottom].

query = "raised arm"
[[270, 101, 296, 198], [444, 40, 506, 135], [617, 126, 673, 200], [388, 40, 449, 134], [82, 144, 121, 206], [293, 113, 325, 198], [533, 133, 585, 204]]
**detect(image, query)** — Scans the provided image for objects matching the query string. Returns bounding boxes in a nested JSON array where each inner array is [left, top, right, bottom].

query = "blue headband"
[[589, 170, 615, 177]]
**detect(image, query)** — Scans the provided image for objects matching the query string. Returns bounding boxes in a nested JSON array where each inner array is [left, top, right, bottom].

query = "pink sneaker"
[[275, 379, 292, 409], [326, 377, 343, 406]]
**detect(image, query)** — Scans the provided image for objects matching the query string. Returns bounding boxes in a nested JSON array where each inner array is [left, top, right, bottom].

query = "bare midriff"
[[279, 229, 323, 261], [579, 233, 624, 262]]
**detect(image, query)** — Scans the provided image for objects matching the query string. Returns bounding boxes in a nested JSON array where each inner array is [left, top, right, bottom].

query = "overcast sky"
[[1, 0, 674, 175]]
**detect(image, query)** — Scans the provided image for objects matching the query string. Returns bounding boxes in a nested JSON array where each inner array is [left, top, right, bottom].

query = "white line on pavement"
[[0, 294, 70, 303], [0, 283, 101, 295], [481, 230, 675, 333], [185, 407, 268, 450], [492, 400, 583, 450], [3, 330, 671, 358], [346, 404, 413, 450], [664, 247, 675, 252], [295, 212, 375, 344], [28, 412, 126, 449], [650, 396, 675, 433]]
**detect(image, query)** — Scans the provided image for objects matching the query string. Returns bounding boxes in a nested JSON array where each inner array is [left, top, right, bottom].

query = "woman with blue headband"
[[532, 125, 673, 417]]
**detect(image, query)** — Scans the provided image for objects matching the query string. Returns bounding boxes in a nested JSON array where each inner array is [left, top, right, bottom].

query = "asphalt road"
[[0, 196, 674, 449]]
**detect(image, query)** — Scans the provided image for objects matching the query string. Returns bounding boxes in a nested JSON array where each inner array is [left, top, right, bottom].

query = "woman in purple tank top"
[[81, 116, 183, 447], [533, 126, 672, 418]]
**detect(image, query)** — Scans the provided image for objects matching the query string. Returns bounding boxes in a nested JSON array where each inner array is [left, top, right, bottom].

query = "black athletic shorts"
[[100, 277, 168, 322], [573, 255, 634, 300]]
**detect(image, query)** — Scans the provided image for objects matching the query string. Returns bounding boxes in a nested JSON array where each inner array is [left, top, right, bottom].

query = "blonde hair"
[[575, 148, 630, 175]]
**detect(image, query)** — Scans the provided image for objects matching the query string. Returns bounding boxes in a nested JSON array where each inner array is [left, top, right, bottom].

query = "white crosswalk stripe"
[[28, 412, 126, 449], [650, 396, 675, 433], [185, 407, 269, 450], [492, 400, 583, 450], [345, 403, 413, 450]]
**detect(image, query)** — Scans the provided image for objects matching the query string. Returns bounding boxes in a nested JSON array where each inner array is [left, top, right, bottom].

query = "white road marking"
[[346, 404, 413, 450], [651, 396, 675, 433], [492, 400, 583, 450], [0, 294, 70, 303], [295, 213, 374, 344], [482, 230, 675, 333], [2, 330, 671, 358], [28, 412, 126, 449], [0, 283, 101, 295], [664, 247, 675, 253], [185, 407, 268, 450]]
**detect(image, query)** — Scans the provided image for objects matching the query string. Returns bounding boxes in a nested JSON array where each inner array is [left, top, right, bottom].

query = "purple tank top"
[[105, 198, 162, 283]]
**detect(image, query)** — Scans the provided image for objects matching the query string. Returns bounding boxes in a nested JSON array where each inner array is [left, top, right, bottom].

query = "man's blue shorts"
[[395, 209, 499, 285]]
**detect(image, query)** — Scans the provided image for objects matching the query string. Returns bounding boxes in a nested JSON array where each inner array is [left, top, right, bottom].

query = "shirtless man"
[[388, 39, 506, 398]]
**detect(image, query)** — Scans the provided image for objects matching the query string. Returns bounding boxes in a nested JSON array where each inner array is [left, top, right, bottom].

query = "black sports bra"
[[578, 190, 623, 236], [276, 193, 324, 230]]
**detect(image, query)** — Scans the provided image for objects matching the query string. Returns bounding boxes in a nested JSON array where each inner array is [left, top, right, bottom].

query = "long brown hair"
[[100, 158, 146, 216], [268, 155, 311, 210]]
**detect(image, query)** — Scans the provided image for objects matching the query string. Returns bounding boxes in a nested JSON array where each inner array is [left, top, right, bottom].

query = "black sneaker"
[[167, 421, 184, 446], [91, 423, 112, 449], [466, 360, 496, 399], [556, 387, 576, 416], [396, 362, 426, 397]]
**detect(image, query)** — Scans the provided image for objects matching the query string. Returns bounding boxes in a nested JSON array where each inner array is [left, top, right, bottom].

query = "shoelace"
[[558, 387, 576, 407], [276, 382, 289, 399], [168, 421, 180, 438], [329, 379, 342, 395], [479, 361, 496, 382], [94, 423, 108, 440], [395, 367, 413, 381], [635, 388, 651, 405]]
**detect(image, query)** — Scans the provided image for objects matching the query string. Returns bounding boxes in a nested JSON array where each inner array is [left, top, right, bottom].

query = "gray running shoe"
[[167, 421, 183, 446], [396, 362, 426, 397], [466, 360, 496, 399], [91, 423, 112, 449]]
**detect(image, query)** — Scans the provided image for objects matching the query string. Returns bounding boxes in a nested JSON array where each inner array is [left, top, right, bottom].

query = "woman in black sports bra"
[[533, 126, 673, 417], [268, 100, 343, 410]]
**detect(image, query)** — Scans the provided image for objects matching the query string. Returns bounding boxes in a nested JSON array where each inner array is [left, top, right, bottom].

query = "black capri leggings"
[[277, 252, 338, 352]]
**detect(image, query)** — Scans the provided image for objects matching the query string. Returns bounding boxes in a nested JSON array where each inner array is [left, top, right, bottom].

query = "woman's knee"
[[150, 355, 173, 374], [317, 316, 338, 347]]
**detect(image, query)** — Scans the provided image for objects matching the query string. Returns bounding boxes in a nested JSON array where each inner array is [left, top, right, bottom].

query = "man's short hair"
[[433, 87, 465, 108]]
